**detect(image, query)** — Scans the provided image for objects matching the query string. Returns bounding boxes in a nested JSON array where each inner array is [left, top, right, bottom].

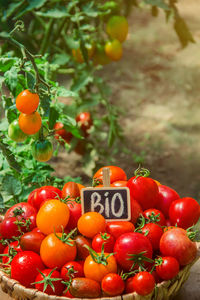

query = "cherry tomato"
[[40, 232, 77, 268], [156, 185, 180, 218], [143, 208, 166, 226], [93, 44, 111, 66], [31, 186, 62, 210], [92, 232, 115, 253], [141, 223, 163, 251], [106, 16, 129, 43], [2, 241, 22, 264], [62, 181, 80, 199], [105, 39, 123, 61], [66, 198, 82, 230], [61, 261, 84, 281], [76, 112, 93, 137], [70, 278, 101, 298], [36, 199, 70, 235], [169, 197, 200, 229], [131, 272, 155, 296], [101, 273, 125, 296], [32, 139, 53, 162], [127, 175, 159, 210], [84, 253, 117, 282], [18, 111, 42, 135], [111, 180, 127, 187], [54, 122, 72, 144], [16, 89, 39, 114], [160, 228, 197, 266], [1, 217, 21, 239], [74, 235, 92, 260], [106, 221, 135, 240], [156, 256, 180, 280], [72, 43, 95, 63], [114, 232, 153, 271], [20, 231, 45, 254], [11, 251, 45, 288], [27, 188, 39, 207], [34, 269, 65, 295], [8, 119, 27, 142], [93, 166, 127, 185], [78, 212, 106, 238]]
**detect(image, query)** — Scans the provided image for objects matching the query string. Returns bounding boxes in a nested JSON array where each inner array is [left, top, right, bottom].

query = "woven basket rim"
[[0, 242, 199, 300]]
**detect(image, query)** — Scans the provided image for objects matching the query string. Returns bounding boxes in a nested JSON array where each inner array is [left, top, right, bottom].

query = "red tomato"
[[62, 182, 80, 199], [63, 289, 74, 298], [156, 185, 180, 218], [1, 217, 21, 239], [54, 122, 72, 144], [2, 241, 22, 264], [169, 197, 200, 229], [160, 228, 197, 266], [106, 221, 135, 240], [114, 232, 153, 271], [5, 202, 37, 221], [127, 176, 159, 210], [61, 261, 84, 281], [11, 251, 45, 288], [143, 209, 166, 226], [74, 235, 92, 260], [141, 223, 163, 251], [93, 166, 127, 185], [27, 188, 39, 206], [131, 272, 155, 296], [32, 186, 62, 210], [0, 229, 6, 254], [130, 199, 143, 225], [35, 269, 65, 295], [156, 256, 179, 280], [66, 198, 82, 230], [20, 231, 45, 254], [111, 180, 127, 187], [76, 112, 93, 137], [101, 273, 125, 296], [92, 232, 115, 253]]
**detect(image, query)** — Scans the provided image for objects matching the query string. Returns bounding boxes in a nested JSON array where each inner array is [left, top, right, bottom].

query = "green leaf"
[[6, 108, 17, 124], [71, 74, 93, 92], [0, 136, 21, 173], [144, 0, 169, 10], [0, 193, 4, 209], [174, 16, 195, 48], [0, 76, 5, 90], [49, 106, 59, 130], [36, 7, 70, 18], [56, 86, 77, 98], [4, 66, 18, 93], [0, 57, 17, 72], [2, 175, 22, 196], [52, 53, 70, 66], [26, 71, 36, 91], [2, 0, 25, 21], [63, 176, 82, 184], [40, 92, 51, 116], [14, 0, 47, 19]]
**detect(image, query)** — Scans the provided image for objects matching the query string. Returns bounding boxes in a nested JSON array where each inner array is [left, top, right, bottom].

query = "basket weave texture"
[[0, 243, 199, 300]]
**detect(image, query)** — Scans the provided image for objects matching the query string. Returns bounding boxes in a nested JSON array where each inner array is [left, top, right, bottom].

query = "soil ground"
[[52, 0, 200, 200]]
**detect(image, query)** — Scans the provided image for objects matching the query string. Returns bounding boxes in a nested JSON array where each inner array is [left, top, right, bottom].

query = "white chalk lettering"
[[111, 193, 124, 217], [90, 192, 104, 214]]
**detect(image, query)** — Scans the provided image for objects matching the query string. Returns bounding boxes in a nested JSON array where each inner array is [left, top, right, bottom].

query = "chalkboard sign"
[[81, 187, 131, 221]]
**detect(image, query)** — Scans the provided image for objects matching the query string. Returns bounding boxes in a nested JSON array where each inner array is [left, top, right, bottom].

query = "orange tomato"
[[36, 199, 70, 235], [93, 166, 127, 185], [16, 89, 39, 114], [72, 44, 95, 63], [106, 16, 128, 43], [84, 254, 117, 282], [111, 180, 127, 187], [40, 232, 77, 268], [18, 111, 42, 135], [78, 212, 106, 238], [77, 183, 85, 192], [105, 40, 123, 61]]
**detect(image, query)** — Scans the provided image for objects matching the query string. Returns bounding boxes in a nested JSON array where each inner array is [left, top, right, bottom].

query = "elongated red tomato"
[[156, 185, 179, 218]]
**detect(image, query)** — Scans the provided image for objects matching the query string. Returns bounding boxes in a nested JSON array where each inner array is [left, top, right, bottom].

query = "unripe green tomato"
[[32, 139, 53, 162], [8, 120, 27, 142]]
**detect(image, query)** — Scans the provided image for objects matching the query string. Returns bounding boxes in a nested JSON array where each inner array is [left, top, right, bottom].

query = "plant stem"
[[40, 19, 54, 55]]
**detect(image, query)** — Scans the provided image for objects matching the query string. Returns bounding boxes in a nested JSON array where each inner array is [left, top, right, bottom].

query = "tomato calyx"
[[92, 178, 103, 187], [186, 226, 199, 242], [54, 228, 76, 246], [154, 257, 163, 267], [0, 243, 18, 264], [32, 268, 61, 293], [121, 270, 138, 281], [100, 233, 110, 241], [127, 251, 154, 271], [14, 217, 32, 232], [12, 208, 24, 217], [136, 214, 161, 233], [134, 166, 150, 179], [85, 243, 115, 266]]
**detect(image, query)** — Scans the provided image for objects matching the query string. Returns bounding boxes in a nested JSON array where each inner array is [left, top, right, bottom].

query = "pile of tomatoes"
[[0, 166, 199, 298]]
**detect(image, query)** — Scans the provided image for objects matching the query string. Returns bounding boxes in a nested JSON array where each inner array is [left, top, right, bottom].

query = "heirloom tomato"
[[69, 278, 101, 298], [74, 235, 92, 260], [156, 185, 179, 218], [20, 231, 45, 254], [62, 181, 80, 199]]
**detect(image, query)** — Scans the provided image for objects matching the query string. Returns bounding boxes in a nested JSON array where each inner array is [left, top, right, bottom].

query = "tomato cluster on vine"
[[0, 166, 199, 298]]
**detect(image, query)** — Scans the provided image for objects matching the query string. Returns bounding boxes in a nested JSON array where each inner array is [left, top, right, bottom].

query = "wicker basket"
[[0, 243, 199, 300]]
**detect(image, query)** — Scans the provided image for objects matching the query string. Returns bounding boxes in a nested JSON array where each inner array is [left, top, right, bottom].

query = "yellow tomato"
[[106, 16, 128, 43], [105, 40, 123, 61], [72, 44, 95, 63]]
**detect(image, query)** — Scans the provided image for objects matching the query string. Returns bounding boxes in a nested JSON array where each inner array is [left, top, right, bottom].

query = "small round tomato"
[[101, 273, 125, 296], [32, 139, 53, 162], [156, 185, 180, 218], [40, 232, 77, 268], [2, 241, 22, 264], [54, 122, 72, 144], [34, 269, 65, 295], [105, 39, 123, 61], [31, 186, 62, 210], [169, 197, 200, 229], [1, 217, 21, 239], [72, 43, 95, 63], [62, 181, 80, 199], [92, 232, 115, 253], [74, 235, 92, 260], [76, 112, 93, 136], [156, 256, 179, 280], [131, 272, 155, 296], [78, 212, 106, 238], [106, 16, 128, 43], [36, 199, 70, 235], [61, 261, 84, 281], [18, 111, 42, 135], [11, 251, 44, 288], [111, 180, 127, 187], [143, 209, 166, 226], [84, 253, 117, 282], [93, 166, 127, 185], [16, 89, 39, 114], [66, 198, 82, 230], [141, 223, 163, 251], [8, 119, 27, 142], [106, 221, 135, 240], [20, 231, 45, 254]]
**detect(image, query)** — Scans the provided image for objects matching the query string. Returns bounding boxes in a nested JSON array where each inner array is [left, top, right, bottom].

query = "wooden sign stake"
[[102, 167, 110, 187]]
